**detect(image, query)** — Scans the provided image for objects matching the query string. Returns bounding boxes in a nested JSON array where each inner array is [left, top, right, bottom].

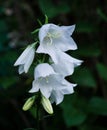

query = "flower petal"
[[51, 90, 64, 105], [40, 86, 52, 98], [24, 47, 35, 73], [61, 79, 76, 94], [29, 80, 40, 93], [34, 63, 56, 79], [53, 35, 77, 51], [50, 51, 83, 76], [39, 24, 50, 43], [61, 25, 75, 35], [14, 45, 32, 66], [39, 24, 59, 43], [18, 65, 24, 74]]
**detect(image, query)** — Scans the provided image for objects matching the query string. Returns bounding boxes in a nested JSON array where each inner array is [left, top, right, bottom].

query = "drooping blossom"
[[50, 79, 76, 104], [14, 43, 35, 74], [29, 63, 76, 104], [36, 23, 77, 63], [50, 50, 83, 77]]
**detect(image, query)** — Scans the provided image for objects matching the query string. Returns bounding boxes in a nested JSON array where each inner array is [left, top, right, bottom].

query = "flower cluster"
[[14, 22, 83, 114]]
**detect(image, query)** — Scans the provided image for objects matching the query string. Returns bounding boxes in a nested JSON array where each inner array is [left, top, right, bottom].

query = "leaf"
[[88, 97, 107, 115], [38, 0, 70, 18], [97, 8, 107, 22], [71, 45, 101, 57], [31, 28, 40, 34], [60, 94, 87, 127], [45, 14, 48, 24], [76, 22, 97, 33], [96, 63, 107, 81], [79, 125, 106, 130], [72, 67, 97, 88], [0, 77, 19, 89], [29, 107, 37, 119]]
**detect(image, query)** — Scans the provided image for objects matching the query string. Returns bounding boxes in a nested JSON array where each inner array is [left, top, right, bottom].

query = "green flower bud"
[[22, 96, 35, 111], [41, 95, 53, 114]]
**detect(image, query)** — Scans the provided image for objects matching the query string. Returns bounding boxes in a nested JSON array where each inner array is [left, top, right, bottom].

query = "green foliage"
[[60, 94, 87, 127], [97, 8, 107, 22], [72, 67, 96, 88], [96, 63, 107, 81], [88, 97, 107, 115], [76, 22, 98, 33], [38, 0, 70, 18]]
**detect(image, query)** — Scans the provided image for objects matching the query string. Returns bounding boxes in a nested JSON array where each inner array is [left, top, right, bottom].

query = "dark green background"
[[0, 0, 107, 130]]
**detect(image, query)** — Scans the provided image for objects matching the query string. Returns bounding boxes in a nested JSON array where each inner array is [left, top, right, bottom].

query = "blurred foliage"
[[0, 0, 107, 130]]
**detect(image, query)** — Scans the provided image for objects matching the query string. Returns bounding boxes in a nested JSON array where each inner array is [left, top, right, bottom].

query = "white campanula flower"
[[14, 43, 35, 74], [50, 51, 83, 77], [50, 79, 76, 105], [36, 23, 77, 63], [29, 63, 76, 104]]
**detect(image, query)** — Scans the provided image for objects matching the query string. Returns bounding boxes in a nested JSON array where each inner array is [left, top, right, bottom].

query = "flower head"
[[36, 24, 77, 63], [50, 79, 76, 105], [29, 63, 76, 104], [14, 43, 35, 74], [50, 51, 83, 77]]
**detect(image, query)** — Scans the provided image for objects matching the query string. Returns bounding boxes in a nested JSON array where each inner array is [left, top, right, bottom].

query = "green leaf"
[[60, 95, 87, 127], [45, 14, 48, 24], [96, 63, 107, 81], [76, 22, 97, 33], [29, 107, 37, 119], [88, 97, 107, 115], [72, 67, 97, 88], [37, 19, 42, 26], [31, 28, 39, 34], [79, 125, 106, 130], [0, 77, 19, 89], [38, 0, 70, 18], [97, 8, 107, 22], [71, 45, 101, 57]]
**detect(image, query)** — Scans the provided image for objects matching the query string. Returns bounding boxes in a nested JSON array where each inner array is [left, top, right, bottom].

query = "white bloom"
[[14, 44, 35, 74], [50, 51, 83, 77], [36, 23, 77, 63], [50, 79, 76, 105], [29, 63, 76, 104]]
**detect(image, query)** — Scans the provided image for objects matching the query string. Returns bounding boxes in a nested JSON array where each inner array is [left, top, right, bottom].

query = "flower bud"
[[41, 95, 53, 114], [22, 96, 35, 111]]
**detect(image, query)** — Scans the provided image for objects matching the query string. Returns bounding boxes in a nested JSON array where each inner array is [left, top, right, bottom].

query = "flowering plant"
[[14, 16, 82, 119]]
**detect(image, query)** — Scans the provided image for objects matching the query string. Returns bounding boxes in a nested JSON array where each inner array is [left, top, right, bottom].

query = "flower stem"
[[36, 104, 40, 130], [36, 93, 41, 130]]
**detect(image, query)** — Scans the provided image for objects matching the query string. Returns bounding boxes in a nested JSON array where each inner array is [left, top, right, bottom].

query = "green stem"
[[36, 104, 40, 130], [36, 93, 41, 130]]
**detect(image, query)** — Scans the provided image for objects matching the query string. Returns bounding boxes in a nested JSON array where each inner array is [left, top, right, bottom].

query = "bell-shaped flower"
[[36, 23, 77, 63], [50, 79, 76, 105], [50, 51, 83, 77], [29, 63, 76, 102], [14, 43, 35, 74]]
